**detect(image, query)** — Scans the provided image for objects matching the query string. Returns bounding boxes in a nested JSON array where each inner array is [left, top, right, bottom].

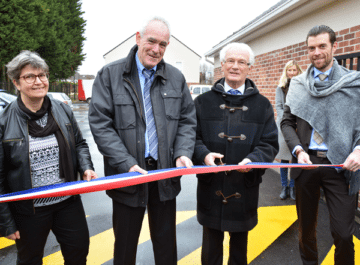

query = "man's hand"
[[237, 158, 252, 173], [82, 170, 98, 181], [204, 153, 224, 166], [6, 231, 20, 240], [129, 165, 148, 174], [297, 151, 312, 164], [343, 149, 360, 172], [297, 151, 317, 170], [176, 156, 193, 168]]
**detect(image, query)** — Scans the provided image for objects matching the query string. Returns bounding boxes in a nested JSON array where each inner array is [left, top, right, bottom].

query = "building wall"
[[214, 24, 360, 113], [104, 35, 200, 84], [213, 0, 360, 111], [249, 0, 360, 59], [103, 35, 136, 65], [214, 0, 360, 78], [163, 37, 200, 84]]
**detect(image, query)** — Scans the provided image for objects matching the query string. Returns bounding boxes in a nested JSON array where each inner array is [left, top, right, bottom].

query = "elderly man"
[[281, 25, 360, 265], [193, 42, 278, 265], [88, 17, 196, 265]]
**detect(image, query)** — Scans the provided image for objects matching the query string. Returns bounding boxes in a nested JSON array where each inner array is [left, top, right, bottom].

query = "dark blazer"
[[281, 103, 360, 180], [280, 105, 312, 179]]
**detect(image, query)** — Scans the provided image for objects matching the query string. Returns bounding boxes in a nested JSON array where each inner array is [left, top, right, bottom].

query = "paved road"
[[0, 102, 359, 264]]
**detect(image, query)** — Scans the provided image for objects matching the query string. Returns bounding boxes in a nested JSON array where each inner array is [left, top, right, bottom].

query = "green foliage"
[[0, 0, 45, 69], [0, 0, 86, 82]]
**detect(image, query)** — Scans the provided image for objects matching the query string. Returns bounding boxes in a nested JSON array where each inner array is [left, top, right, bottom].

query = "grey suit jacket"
[[275, 87, 292, 160]]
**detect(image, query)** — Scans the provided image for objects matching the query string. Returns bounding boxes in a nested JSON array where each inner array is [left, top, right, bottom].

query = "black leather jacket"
[[0, 99, 94, 237], [89, 45, 196, 207]]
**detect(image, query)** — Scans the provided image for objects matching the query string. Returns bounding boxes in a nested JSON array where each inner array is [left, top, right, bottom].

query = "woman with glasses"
[[0, 50, 97, 265], [276, 60, 303, 200]]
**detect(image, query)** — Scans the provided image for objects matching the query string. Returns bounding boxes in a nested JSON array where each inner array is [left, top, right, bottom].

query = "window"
[[202, 87, 211, 93], [193, 87, 200, 94]]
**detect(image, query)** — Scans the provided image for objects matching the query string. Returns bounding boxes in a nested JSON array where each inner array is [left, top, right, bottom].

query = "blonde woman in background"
[[275, 60, 303, 200]]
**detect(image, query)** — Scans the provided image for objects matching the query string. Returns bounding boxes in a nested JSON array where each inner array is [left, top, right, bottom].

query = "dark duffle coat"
[[193, 78, 278, 232]]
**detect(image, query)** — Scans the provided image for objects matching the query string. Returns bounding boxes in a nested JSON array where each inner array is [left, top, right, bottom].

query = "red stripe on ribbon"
[[0, 163, 344, 203]]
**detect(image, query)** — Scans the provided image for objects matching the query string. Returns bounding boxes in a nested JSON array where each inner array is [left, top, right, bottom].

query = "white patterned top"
[[29, 113, 70, 207]]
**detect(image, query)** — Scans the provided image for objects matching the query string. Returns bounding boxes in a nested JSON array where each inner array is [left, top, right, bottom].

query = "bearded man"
[[281, 25, 360, 265]]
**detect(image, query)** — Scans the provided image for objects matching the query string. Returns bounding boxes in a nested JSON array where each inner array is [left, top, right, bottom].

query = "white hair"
[[139, 16, 171, 39], [220, 42, 255, 65]]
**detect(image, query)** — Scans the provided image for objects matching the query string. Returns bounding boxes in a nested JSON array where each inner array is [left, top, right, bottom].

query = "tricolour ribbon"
[[0, 163, 343, 203]]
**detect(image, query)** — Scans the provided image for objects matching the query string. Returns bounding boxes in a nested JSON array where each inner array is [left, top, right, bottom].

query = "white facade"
[[104, 34, 201, 84], [208, 0, 360, 68]]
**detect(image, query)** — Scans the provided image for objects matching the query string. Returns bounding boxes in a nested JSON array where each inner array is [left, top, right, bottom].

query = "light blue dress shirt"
[[135, 52, 157, 158]]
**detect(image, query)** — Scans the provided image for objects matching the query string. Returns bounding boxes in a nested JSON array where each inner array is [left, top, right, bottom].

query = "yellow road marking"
[[43, 210, 196, 265], [0, 237, 15, 249], [10, 206, 360, 265], [321, 236, 360, 265], [178, 248, 202, 264], [179, 205, 298, 264], [247, 205, 298, 262]]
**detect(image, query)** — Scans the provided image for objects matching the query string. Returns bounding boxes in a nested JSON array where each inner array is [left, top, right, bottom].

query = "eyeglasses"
[[224, 59, 250, 68], [19, 73, 49, 84]]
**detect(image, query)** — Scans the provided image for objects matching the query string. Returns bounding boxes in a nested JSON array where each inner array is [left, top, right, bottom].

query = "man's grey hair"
[[139, 16, 171, 39], [6, 50, 49, 83], [220, 43, 255, 66]]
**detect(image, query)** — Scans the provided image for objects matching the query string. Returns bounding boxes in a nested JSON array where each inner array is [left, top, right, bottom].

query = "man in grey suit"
[[281, 25, 360, 265]]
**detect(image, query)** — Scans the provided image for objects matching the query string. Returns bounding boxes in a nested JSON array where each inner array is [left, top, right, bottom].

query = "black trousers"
[[13, 196, 89, 265], [201, 226, 248, 265], [295, 154, 356, 265], [112, 167, 177, 265]]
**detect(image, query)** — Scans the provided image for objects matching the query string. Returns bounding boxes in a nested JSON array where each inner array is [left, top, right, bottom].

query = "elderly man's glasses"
[[225, 59, 250, 67], [20, 73, 49, 84]]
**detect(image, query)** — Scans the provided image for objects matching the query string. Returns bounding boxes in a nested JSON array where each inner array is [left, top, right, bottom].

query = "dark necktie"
[[143, 69, 158, 160], [228, 89, 242, 95]]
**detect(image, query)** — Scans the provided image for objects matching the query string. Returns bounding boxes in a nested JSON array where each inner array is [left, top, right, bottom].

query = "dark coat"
[[193, 78, 278, 232], [0, 99, 94, 237], [88, 45, 197, 207]]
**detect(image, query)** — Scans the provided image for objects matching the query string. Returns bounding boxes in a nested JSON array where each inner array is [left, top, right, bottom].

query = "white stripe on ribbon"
[[0, 163, 343, 203]]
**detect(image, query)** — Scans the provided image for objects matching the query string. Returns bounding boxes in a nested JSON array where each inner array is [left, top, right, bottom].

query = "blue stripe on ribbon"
[[0, 163, 343, 202]]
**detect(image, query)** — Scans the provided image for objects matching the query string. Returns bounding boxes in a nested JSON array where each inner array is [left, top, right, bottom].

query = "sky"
[[78, 0, 280, 76]]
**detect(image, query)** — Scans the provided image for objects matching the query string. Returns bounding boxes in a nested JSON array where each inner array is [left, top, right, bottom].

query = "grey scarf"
[[286, 59, 360, 195]]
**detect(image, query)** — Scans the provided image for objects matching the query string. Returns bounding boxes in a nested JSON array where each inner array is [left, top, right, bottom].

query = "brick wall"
[[214, 24, 360, 118], [187, 82, 199, 87]]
